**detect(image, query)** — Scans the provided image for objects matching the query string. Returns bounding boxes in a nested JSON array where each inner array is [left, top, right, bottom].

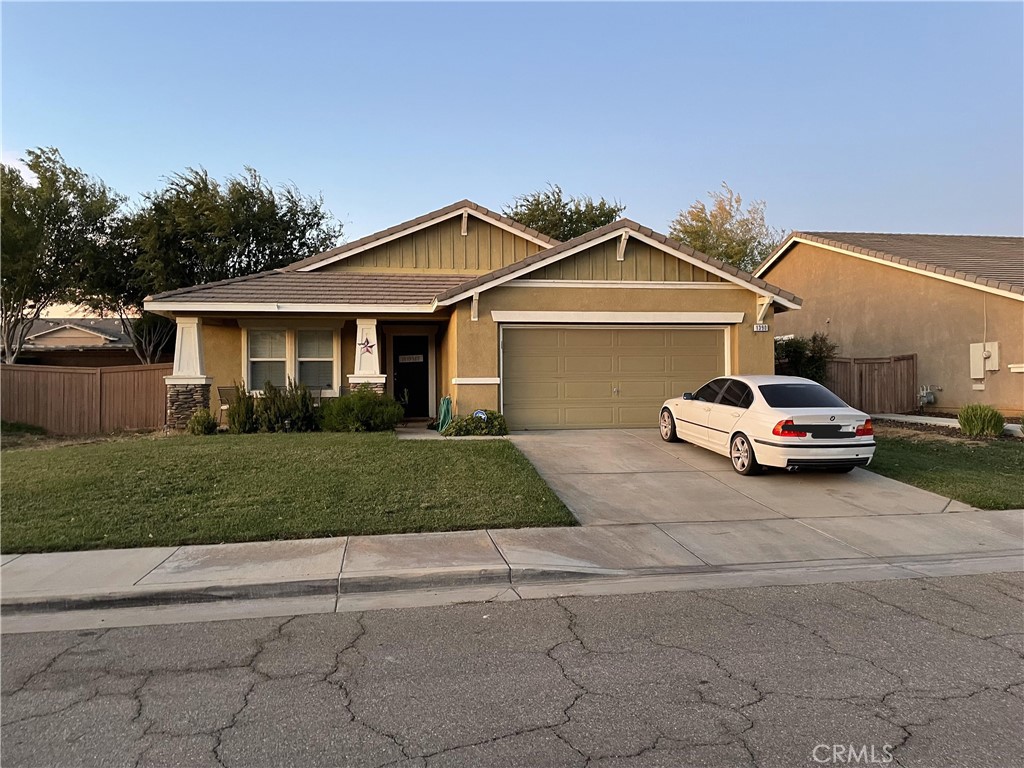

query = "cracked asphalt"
[[2, 573, 1023, 768]]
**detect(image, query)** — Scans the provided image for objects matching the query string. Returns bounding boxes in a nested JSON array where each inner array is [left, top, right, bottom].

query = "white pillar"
[[165, 317, 211, 385], [348, 318, 386, 390]]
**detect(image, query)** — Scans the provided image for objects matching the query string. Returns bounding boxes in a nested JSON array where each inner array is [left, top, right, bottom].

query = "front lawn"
[[0, 433, 575, 553], [870, 434, 1024, 510]]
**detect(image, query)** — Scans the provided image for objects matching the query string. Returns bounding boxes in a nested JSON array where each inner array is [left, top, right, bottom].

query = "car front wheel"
[[659, 409, 680, 442], [730, 433, 761, 475]]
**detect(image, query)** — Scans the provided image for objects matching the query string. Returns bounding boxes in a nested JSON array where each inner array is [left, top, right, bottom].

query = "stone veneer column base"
[[166, 383, 211, 429], [347, 375, 386, 396]]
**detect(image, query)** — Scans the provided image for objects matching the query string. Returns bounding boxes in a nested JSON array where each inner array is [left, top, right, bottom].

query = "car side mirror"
[[682, 392, 693, 400]]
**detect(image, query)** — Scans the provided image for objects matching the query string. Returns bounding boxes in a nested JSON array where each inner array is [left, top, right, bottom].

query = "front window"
[[693, 378, 728, 403], [297, 330, 334, 390], [248, 330, 286, 389]]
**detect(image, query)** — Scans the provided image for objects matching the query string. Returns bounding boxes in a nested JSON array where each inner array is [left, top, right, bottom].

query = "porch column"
[[347, 318, 386, 394], [164, 317, 212, 429]]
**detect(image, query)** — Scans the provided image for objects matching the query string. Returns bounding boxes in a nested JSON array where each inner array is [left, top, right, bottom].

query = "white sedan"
[[659, 375, 875, 475]]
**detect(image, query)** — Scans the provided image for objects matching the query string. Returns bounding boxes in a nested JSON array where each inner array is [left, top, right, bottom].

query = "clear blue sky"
[[3, 2, 1022, 239]]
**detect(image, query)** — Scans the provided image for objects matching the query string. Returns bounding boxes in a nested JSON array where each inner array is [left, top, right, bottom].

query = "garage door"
[[501, 326, 726, 429]]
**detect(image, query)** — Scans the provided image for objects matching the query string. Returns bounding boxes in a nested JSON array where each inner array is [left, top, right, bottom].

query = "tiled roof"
[[149, 271, 476, 305], [770, 232, 1024, 295], [282, 199, 560, 272], [435, 219, 803, 306], [22, 318, 132, 349]]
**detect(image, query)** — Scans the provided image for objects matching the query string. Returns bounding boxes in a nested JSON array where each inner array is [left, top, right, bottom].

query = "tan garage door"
[[501, 326, 726, 429]]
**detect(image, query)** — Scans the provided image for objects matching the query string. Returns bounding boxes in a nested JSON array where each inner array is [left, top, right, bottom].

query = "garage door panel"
[[565, 407, 616, 426], [564, 381, 615, 400], [564, 355, 613, 374], [502, 327, 725, 430]]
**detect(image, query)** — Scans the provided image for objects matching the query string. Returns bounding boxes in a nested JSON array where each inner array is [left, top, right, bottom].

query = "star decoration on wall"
[[359, 338, 376, 355]]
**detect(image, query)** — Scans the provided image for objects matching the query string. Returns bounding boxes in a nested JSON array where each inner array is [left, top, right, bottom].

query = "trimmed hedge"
[[442, 410, 508, 437], [321, 386, 405, 432]]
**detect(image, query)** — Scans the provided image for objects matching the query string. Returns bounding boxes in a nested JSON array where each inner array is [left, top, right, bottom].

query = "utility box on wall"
[[969, 342, 1000, 379]]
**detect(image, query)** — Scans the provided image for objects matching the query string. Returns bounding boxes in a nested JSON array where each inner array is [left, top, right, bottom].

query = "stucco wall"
[[202, 321, 242, 412], [765, 243, 1024, 414]]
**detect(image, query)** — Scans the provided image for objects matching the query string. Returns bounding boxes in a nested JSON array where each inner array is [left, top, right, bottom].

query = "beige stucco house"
[[756, 232, 1024, 416], [145, 200, 801, 430]]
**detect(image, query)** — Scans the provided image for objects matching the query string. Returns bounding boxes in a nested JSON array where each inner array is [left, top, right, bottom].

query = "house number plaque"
[[398, 355, 424, 363], [753, 323, 770, 333]]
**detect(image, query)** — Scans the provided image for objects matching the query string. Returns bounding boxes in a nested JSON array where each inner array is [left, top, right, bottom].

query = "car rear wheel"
[[659, 409, 680, 442], [730, 433, 761, 475]]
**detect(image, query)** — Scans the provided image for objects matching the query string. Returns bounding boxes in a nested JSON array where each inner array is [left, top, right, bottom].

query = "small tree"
[[503, 184, 625, 242], [775, 333, 839, 384], [1, 149, 124, 362], [669, 183, 783, 273]]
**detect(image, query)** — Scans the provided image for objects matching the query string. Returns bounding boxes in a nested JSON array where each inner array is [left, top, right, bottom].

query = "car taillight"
[[772, 419, 807, 437], [856, 419, 873, 437]]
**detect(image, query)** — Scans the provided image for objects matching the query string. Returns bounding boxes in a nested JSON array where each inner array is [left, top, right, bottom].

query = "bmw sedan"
[[659, 375, 875, 475]]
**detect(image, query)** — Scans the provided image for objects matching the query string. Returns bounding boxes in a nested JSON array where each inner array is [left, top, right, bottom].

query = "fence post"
[[95, 367, 103, 433]]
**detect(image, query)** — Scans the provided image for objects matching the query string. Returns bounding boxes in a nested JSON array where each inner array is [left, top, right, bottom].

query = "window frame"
[[296, 329, 336, 392], [247, 329, 288, 393], [241, 327, 340, 397]]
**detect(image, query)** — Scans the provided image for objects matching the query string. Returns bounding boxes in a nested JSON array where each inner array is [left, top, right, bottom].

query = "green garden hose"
[[437, 395, 452, 434]]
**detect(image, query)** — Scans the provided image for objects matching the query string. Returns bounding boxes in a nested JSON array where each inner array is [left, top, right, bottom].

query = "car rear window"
[[758, 383, 848, 408]]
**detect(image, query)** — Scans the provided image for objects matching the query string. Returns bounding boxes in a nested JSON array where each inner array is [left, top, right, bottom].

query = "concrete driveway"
[[510, 429, 975, 526]]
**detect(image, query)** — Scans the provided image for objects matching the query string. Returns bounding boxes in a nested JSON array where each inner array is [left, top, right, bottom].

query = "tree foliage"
[[74, 163, 345, 363], [503, 184, 625, 242], [774, 332, 839, 384], [669, 183, 783, 273], [1, 149, 124, 362]]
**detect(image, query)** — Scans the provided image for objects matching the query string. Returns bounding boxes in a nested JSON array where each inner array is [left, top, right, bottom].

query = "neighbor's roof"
[[148, 271, 476, 306], [283, 199, 560, 272], [435, 219, 803, 307], [757, 232, 1024, 296], [22, 318, 131, 349]]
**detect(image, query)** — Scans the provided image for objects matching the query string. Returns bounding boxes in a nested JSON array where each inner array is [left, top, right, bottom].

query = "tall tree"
[[669, 183, 783, 273], [503, 184, 625, 242], [83, 167, 344, 363], [0, 149, 124, 363]]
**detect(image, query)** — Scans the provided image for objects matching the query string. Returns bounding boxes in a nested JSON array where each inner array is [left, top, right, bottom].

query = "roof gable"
[[436, 220, 802, 308], [757, 232, 1024, 300], [285, 200, 558, 273], [25, 323, 121, 343]]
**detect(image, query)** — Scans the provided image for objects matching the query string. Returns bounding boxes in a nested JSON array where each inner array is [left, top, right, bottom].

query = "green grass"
[[869, 436, 1024, 510], [0, 432, 575, 553]]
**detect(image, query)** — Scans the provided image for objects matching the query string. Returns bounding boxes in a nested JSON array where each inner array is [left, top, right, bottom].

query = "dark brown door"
[[393, 336, 429, 417]]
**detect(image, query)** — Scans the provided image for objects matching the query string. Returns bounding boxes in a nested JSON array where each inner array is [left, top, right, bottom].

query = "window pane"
[[298, 330, 333, 359], [758, 384, 848, 408], [249, 330, 285, 359], [694, 379, 727, 403], [718, 382, 753, 409], [299, 360, 333, 389], [250, 361, 286, 389]]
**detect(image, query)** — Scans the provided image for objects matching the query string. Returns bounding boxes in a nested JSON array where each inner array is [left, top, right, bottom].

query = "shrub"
[[255, 379, 319, 432], [185, 408, 218, 435], [442, 409, 508, 437], [958, 404, 1005, 438], [321, 385, 405, 432], [775, 332, 838, 383], [227, 383, 258, 434]]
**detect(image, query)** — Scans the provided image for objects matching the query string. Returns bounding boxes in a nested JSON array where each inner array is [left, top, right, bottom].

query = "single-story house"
[[145, 200, 802, 430], [13, 318, 153, 367], [755, 232, 1024, 416]]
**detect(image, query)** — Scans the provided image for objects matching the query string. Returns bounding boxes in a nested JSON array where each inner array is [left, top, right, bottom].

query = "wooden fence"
[[826, 354, 918, 414], [1, 363, 172, 435]]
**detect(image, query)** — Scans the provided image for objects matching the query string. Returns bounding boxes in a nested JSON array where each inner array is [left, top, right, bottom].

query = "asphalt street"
[[2, 573, 1022, 768]]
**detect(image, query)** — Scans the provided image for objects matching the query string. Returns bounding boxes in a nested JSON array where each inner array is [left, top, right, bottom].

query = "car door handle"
[[731, 412, 740, 417], [703, 407, 712, 412]]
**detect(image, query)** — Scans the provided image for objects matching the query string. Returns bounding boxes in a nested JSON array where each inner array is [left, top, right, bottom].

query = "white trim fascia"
[[753, 236, 797, 277], [1008, 363, 1024, 374], [624, 230, 803, 309], [489, 311, 745, 324], [26, 324, 120, 342], [759, 236, 1024, 303], [144, 300, 439, 314], [296, 207, 553, 272], [452, 377, 500, 385], [501, 280, 741, 290]]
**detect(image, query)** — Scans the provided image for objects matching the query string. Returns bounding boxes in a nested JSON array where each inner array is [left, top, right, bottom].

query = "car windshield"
[[758, 383, 848, 408]]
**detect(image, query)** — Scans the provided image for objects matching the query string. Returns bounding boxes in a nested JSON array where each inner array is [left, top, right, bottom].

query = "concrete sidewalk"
[[2, 508, 1021, 617]]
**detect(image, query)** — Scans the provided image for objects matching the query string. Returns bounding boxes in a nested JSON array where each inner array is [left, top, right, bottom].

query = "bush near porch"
[[0, 432, 575, 553]]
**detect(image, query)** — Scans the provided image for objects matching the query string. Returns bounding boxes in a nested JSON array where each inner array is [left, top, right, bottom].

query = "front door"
[[393, 335, 430, 417]]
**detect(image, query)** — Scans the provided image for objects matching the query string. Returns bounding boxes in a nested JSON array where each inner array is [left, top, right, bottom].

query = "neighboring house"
[[755, 232, 1024, 416], [14, 319, 154, 367], [145, 200, 802, 429]]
